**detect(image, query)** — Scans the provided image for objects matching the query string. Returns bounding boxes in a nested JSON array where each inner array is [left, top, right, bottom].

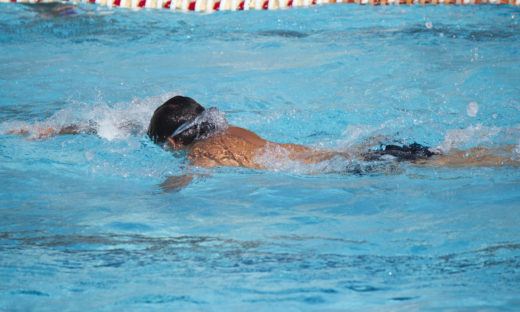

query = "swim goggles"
[[170, 107, 228, 140]]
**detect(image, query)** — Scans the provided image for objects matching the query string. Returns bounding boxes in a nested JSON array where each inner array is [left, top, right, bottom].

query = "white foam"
[[254, 142, 353, 175], [97, 115, 121, 141], [337, 124, 383, 149], [467, 101, 479, 117], [254, 143, 304, 173], [512, 140, 520, 160], [2, 91, 180, 141], [433, 124, 502, 153], [335, 118, 408, 150]]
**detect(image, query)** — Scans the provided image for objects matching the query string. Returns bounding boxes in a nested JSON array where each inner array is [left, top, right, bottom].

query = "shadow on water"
[[1, 228, 519, 308], [401, 24, 518, 42], [2, 230, 519, 274], [257, 30, 309, 38]]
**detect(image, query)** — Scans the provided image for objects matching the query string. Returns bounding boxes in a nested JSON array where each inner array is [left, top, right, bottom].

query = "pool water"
[[1, 3, 520, 311]]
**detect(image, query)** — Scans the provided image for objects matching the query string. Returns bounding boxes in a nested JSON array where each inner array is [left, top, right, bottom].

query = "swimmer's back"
[[188, 126, 338, 169]]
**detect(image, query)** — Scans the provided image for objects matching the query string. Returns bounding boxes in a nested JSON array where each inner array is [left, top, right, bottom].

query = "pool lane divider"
[[2, 0, 519, 11]]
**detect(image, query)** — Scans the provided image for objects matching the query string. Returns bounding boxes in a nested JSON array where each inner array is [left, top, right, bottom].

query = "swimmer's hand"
[[159, 174, 194, 193]]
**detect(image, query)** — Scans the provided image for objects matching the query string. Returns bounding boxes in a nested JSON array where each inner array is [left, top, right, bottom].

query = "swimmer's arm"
[[8, 124, 90, 140], [8, 120, 141, 140]]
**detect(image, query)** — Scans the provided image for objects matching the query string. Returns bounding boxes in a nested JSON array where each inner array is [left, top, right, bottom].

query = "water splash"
[[253, 143, 341, 174], [253, 143, 383, 175], [513, 143, 520, 160], [2, 91, 180, 141], [254, 143, 307, 173], [467, 101, 479, 117], [433, 124, 502, 153], [338, 124, 381, 148]]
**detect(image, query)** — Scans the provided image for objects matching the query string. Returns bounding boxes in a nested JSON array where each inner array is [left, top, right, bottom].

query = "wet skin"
[[11, 124, 520, 169], [169, 126, 520, 169], [168, 126, 344, 170]]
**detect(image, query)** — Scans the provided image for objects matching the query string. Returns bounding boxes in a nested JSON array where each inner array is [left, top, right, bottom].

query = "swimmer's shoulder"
[[187, 127, 265, 169], [225, 126, 266, 147], [190, 126, 266, 151]]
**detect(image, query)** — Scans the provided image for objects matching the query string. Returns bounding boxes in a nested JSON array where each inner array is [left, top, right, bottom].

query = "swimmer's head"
[[147, 96, 205, 146]]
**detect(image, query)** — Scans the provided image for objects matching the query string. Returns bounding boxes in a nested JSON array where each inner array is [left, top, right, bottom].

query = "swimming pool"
[[1, 3, 520, 311]]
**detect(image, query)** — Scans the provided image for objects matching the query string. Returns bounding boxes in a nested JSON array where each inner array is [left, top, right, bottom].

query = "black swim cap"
[[147, 96, 205, 145]]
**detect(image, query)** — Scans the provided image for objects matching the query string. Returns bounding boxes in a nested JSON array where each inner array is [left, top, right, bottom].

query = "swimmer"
[[147, 96, 343, 170], [146, 96, 520, 171], [8, 95, 519, 189]]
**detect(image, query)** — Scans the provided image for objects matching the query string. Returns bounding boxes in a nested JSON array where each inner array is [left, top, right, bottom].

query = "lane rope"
[[2, 0, 519, 12]]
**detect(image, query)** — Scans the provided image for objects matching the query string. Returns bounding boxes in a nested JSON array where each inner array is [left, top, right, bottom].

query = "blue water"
[[1, 3, 520, 311]]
